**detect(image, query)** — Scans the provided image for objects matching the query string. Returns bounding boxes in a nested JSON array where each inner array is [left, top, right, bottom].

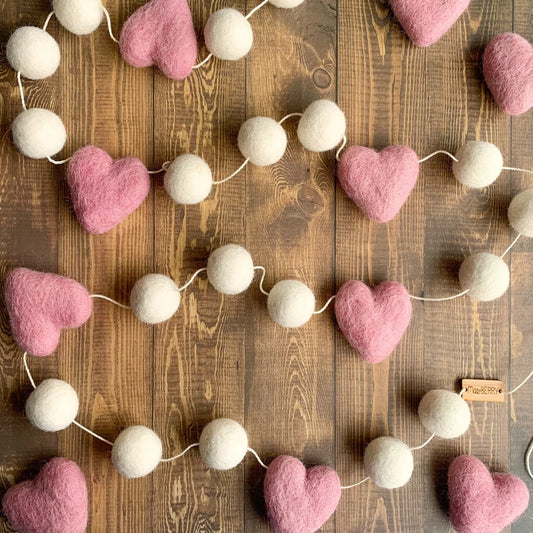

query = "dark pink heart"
[[5, 268, 92, 357], [483, 33, 533, 115], [335, 280, 412, 364], [448, 456, 530, 533], [337, 145, 419, 223], [264, 455, 341, 533], [2, 458, 88, 533], [67, 145, 150, 234], [389, 0, 471, 47], [120, 0, 198, 80]]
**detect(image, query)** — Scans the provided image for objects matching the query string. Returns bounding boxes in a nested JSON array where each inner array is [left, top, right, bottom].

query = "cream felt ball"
[[459, 253, 510, 302], [269, 0, 306, 7], [508, 189, 533, 237], [6, 27, 61, 80], [452, 141, 504, 188], [112, 426, 162, 478], [25, 379, 79, 432], [164, 154, 213, 205], [130, 274, 181, 324], [363, 437, 414, 489], [297, 99, 346, 152], [52, 0, 104, 35], [238, 117, 288, 166], [199, 418, 248, 470], [267, 280, 315, 328], [204, 9, 254, 61], [207, 244, 255, 295], [418, 390, 471, 439]]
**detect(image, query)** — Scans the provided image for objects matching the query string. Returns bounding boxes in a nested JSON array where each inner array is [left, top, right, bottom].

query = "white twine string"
[[506, 368, 533, 396], [313, 295, 336, 315], [102, 7, 119, 44], [335, 135, 347, 162], [179, 268, 207, 292], [248, 447, 269, 469], [409, 289, 469, 302], [193, 53, 214, 69], [502, 167, 533, 175], [410, 433, 435, 451], [160, 442, 199, 463], [212, 159, 250, 185], [254, 266, 270, 296], [90, 294, 132, 310], [147, 161, 171, 174], [418, 150, 458, 164], [16, 72, 27, 111], [501, 233, 521, 259], [341, 477, 370, 490], [278, 112, 302, 125], [246, 0, 269, 19], [47, 156, 72, 165], [42, 11, 54, 31]]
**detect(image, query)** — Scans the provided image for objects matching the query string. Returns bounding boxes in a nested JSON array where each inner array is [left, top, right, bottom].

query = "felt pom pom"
[[130, 274, 181, 324], [364, 436, 414, 489], [459, 253, 510, 301], [204, 8, 253, 61], [26, 379, 79, 432], [297, 100, 346, 152], [52, 0, 104, 35], [267, 280, 316, 328], [508, 189, 533, 237], [238, 117, 288, 166], [199, 418, 248, 470], [2, 458, 88, 533], [207, 244, 255, 295], [6, 27, 60, 80], [269, 0, 306, 7], [164, 154, 213, 205], [112, 426, 162, 479], [12, 109, 67, 159], [418, 390, 471, 439], [452, 141, 503, 188]]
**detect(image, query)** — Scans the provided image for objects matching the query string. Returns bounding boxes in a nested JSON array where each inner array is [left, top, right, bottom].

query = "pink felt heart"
[[120, 0, 198, 80], [2, 458, 88, 533], [483, 33, 533, 115], [5, 268, 92, 357], [337, 145, 419, 223], [389, 0, 471, 47], [335, 280, 412, 364], [264, 455, 341, 533], [448, 455, 530, 533], [67, 145, 150, 234]]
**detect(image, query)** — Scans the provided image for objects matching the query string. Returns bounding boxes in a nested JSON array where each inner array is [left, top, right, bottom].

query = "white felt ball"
[[207, 244, 255, 295], [12, 109, 67, 159], [52, 0, 104, 35], [269, 0, 306, 7], [164, 154, 213, 205], [452, 141, 503, 188], [25, 379, 79, 432], [130, 274, 181, 324], [459, 252, 510, 302], [238, 117, 288, 166], [112, 426, 162, 479], [204, 8, 253, 61], [297, 100, 346, 152], [363, 437, 414, 489], [508, 190, 533, 237], [267, 280, 315, 328], [418, 390, 471, 439], [6, 27, 60, 80], [199, 418, 248, 470]]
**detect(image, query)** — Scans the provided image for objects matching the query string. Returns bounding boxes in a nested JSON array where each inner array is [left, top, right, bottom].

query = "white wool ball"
[[364, 437, 414, 489], [12, 109, 67, 159], [297, 100, 346, 152], [112, 426, 162, 478], [6, 27, 60, 80], [459, 253, 510, 302], [508, 190, 533, 237], [25, 379, 79, 432], [52, 0, 104, 35], [238, 117, 288, 166], [204, 8, 253, 61], [418, 390, 471, 439], [199, 418, 248, 470], [130, 274, 181, 324], [267, 280, 315, 328], [269, 0, 306, 7], [164, 154, 213, 205], [452, 141, 503, 188], [207, 244, 255, 295]]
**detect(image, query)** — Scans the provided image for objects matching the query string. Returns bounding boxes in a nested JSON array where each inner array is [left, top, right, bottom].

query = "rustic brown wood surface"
[[0, 0, 532, 531]]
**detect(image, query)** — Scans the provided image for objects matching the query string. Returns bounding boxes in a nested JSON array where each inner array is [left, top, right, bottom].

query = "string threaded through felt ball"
[[164, 154, 213, 205], [52, 0, 104, 35], [459, 253, 510, 301], [199, 418, 248, 470], [452, 141, 503, 188], [418, 390, 471, 439], [267, 279, 316, 328], [297, 100, 346, 152], [204, 8, 253, 61], [238, 117, 288, 166], [508, 189, 533, 237], [207, 244, 255, 295], [130, 274, 181, 324]]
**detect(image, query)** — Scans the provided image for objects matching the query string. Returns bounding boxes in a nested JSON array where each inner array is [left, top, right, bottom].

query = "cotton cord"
[[410, 433, 435, 451], [90, 294, 132, 310], [247, 447, 268, 469], [502, 167, 533, 175], [313, 295, 336, 315], [160, 442, 199, 463], [501, 234, 522, 259], [278, 112, 303, 125], [193, 53, 214, 69], [254, 266, 269, 296], [418, 150, 459, 164], [335, 135, 347, 162], [42, 11, 54, 31], [47, 156, 72, 165], [212, 159, 250, 185], [102, 7, 120, 44], [16, 72, 27, 111], [525, 438, 533, 479], [245, 0, 269, 19], [147, 161, 171, 174], [179, 267, 207, 292], [506, 367, 533, 396], [409, 289, 469, 302], [341, 477, 370, 490]]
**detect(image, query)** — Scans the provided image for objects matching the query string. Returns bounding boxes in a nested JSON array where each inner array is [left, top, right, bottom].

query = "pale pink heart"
[[120, 0, 198, 80], [264, 455, 341, 533], [337, 145, 419, 223], [335, 280, 412, 364], [448, 455, 530, 533], [67, 145, 150, 234]]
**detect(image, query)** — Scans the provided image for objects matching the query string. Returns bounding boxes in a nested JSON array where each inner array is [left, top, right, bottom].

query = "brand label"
[[461, 379, 505, 402]]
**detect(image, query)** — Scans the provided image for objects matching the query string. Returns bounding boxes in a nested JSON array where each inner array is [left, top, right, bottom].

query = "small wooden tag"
[[461, 379, 505, 402]]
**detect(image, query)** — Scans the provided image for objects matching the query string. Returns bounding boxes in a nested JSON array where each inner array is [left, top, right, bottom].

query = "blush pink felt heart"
[[67, 145, 150, 234], [264, 455, 341, 533], [120, 0, 198, 80], [5, 268, 92, 357], [389, 0, 471, 47], [2, 458, 88, 533], [338, 146, 419, 223], [335, 280, 412, 364], [483, 33, 533, 116], [448, 455, 530, 533]]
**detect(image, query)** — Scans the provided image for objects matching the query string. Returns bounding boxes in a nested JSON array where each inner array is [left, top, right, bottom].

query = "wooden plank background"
[[0, 0, 532, 531]]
